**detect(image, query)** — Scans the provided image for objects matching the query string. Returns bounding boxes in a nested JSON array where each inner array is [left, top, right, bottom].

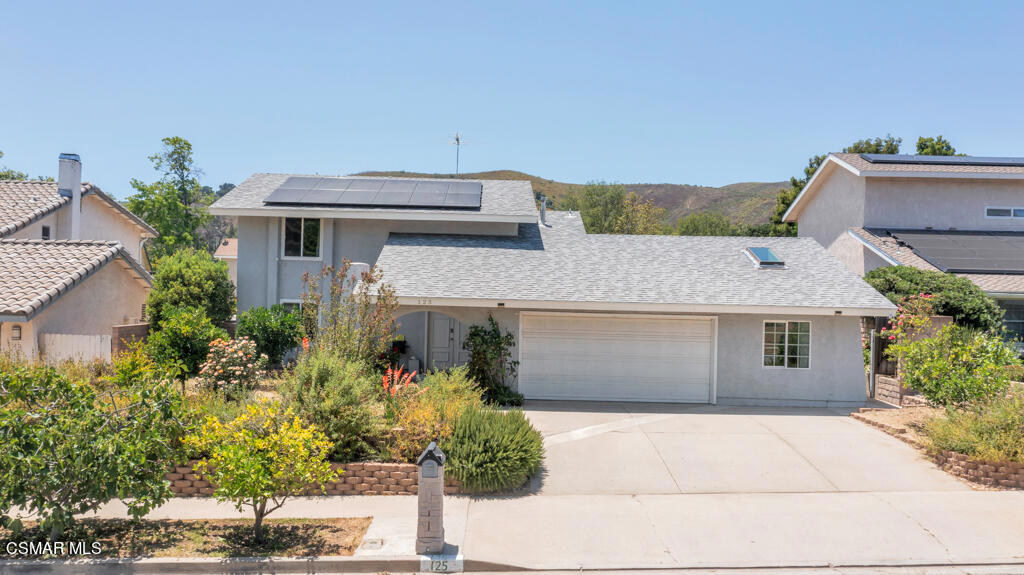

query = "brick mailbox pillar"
[[416, 441, 446, 554]]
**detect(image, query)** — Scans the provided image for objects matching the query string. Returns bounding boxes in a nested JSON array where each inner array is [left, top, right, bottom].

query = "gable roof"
[[209, 173, 538, 224], [0, 239, 152, 320], [848, 227, 1024, 295], [376, 212, 896, 316], [783, 153, 1024, 222], [0, 180, 158, 238]]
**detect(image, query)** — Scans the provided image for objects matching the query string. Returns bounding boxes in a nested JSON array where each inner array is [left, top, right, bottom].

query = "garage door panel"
[[519, 314, 714, 403]]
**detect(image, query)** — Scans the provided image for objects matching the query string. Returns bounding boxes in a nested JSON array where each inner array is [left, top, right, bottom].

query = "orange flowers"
[[382, 367, 418, 397]]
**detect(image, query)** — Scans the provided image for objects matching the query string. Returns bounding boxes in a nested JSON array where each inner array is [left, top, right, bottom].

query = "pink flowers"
[[197, 336, 268, 394]]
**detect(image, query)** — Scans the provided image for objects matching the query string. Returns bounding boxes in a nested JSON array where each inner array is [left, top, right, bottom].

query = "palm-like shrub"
[[443, 405, 543, 493]]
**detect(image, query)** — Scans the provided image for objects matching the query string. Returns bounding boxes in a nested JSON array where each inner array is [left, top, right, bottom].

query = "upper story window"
[[985, 207, 1024, 219], [41, 225, 51, 240], [282, 217, 321, 259], [763, 321, 810, 369]]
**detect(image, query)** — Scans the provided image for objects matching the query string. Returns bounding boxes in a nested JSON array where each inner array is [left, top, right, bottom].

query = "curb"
[[0, 555, 524, 574]]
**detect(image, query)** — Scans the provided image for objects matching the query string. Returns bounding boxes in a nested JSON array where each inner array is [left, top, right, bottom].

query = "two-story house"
[[782, 153, 1024, 338], [0, 154, 156, 360], [211, 173, 894, 406]]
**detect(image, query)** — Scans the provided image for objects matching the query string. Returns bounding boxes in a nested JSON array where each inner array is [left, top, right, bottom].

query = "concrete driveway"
[[524, 401, 967, 494]]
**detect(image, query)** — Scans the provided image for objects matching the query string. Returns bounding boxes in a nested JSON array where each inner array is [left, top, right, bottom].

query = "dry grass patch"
[[856, 405, 943, 445], [0, 517, 370, 558]]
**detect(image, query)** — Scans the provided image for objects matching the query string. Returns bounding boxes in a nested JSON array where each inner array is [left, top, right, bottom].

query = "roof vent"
[[745, 247, 785, 269]]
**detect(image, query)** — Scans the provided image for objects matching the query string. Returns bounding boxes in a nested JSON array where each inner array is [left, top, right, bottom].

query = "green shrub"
[[385, 367, 484, 463], [463, 315, 519, 394], [147, 306, 229, 377], [0, 366, 185, 540], [196, 337, 268, 396], [281, 351, 385, 462], [237, 305, 301, 365], [148, 248, 235, 328], [185, 401, 338, 542], [892, 324, 1019, 406], [485, 385, 525, 407], [923, 391, 1024, 463], [864, 266, 1004, 331], [443, 405, 544, 493]]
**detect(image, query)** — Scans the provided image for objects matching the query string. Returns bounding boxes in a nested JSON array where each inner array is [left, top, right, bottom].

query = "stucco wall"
[[865, 177, 1024, 231], [0, 320, 37, 359], [53, 195, 148, 262], [394, 306, 865, 405], [238, 216, 520, 311], [32, 260, 149, 337], [797, 164, 867, 274], [8, 211, 59, 241]]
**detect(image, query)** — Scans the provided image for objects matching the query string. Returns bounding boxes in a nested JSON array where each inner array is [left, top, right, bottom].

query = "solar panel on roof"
[[262, 176, 482, 210], [860, 154, 1024, 167], [889, 230, 1024, 273]]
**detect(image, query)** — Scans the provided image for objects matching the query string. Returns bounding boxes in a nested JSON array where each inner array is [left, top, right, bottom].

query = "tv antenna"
[[450, 132, 467, 178]]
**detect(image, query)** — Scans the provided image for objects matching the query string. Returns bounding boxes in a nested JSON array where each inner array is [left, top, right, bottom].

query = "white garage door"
[[518, 313, 715, 403]]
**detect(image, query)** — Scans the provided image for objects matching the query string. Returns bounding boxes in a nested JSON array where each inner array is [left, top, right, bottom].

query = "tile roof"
[[0, 179, 158, 237], [849, 227, 1024, 295], [214, 238, 237, 258], [376, 213, 896, 314], [0, 240, 151, 318], [209, 173, 538, 220], [835, 153, 1024, 175]]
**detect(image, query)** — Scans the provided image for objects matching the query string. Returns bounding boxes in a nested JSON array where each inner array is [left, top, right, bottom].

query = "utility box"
[[416, 441, 446, 554]]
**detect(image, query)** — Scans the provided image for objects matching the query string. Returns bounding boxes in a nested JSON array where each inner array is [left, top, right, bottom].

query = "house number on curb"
[[420, 553, 463, 572]]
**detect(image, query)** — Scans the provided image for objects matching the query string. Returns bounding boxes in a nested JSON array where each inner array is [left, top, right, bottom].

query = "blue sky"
[[2, 1, 1022, 197]]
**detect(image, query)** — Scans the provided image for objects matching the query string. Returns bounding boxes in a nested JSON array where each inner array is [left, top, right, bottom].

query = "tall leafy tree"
[[558, 182, 626, 234], [613, 192, 666, 234], [675, 211, 737, 236], [127, 137, 213, 260], [916, 135, 958, 156], [770, 135, 902, 236]]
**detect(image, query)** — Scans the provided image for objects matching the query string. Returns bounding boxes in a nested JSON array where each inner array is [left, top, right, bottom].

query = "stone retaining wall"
[[165, 461, 461, 497], [931, 451, 1024, 489], [874, 375, 903, 407]]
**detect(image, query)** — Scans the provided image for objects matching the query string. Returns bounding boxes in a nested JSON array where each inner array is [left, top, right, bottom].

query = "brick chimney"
[[58, 153, 82, 239]]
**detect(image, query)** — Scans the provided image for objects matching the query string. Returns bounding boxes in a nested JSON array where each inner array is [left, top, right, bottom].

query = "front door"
[[428, 313, 470, 370]]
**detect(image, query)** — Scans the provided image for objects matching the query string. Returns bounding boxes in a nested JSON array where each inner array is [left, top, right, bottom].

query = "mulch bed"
[[0, 517, 371, 558]]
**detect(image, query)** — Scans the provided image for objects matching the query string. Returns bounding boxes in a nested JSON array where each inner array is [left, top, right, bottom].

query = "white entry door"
[[428, 313, 470, 370], [518, 313, 715, 403]]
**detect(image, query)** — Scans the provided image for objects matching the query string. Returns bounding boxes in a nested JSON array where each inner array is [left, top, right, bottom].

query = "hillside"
[[356, 170, 786, 227]]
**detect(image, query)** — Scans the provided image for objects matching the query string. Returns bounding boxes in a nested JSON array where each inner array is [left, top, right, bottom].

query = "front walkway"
[[81, 403, 1024, 570]]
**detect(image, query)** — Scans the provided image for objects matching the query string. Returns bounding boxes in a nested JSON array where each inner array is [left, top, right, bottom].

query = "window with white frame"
[[282, 217, 321, 258], [763, 321, 810, 368], [985, 207, 1024, 218]]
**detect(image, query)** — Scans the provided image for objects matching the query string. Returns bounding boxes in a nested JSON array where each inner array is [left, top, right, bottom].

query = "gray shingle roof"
[[0, 180, 158, 237], [0, 239, 152, 318], [209, 173, 538, 221], [376, 214, 896, 314]]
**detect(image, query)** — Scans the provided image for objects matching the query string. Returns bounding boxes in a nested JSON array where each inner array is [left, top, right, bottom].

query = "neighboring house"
[[0, 154, 155, 361], [211, 173, 894, 406], [214, 238, 238, 287], [0, 240, 152, 361], [783, 153, 1024, 338]]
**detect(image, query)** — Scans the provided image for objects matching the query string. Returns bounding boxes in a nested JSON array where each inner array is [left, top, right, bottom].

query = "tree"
[[916, 135, 958, 156], [186, 401, 338, 542], [770, 135, 902, 236], [864, 266, 1004, 331], [558, 182, 626, 234], [613, 192, 666, 234], [147, 306, 230, 377], [127, 137, 213, 259], [675, 212, 737, 236], [147, 248, 235, 328], [0, 366, 184, 540], [237, 305, 302, 365]]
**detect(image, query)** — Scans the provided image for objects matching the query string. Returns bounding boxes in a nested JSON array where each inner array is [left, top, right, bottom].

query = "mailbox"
[[416, 441, 447, 554]]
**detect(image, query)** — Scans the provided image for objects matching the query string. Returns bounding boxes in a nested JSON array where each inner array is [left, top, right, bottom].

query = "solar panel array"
[[861, 154, 1024, 167], [263, 177, 483, 210], [891, 230, 1024, 273]]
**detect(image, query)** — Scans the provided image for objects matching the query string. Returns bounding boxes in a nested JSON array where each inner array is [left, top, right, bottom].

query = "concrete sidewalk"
[[83, 488, 1024, 571]]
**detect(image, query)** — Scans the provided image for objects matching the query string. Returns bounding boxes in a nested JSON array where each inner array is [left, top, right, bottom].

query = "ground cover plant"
[[443, 404, 544, 493], [923, 390, 1024, 464]]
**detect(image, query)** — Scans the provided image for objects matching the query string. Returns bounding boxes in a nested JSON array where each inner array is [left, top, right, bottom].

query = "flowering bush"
[[197, 337, 268, 395], [879, 293, 935, 345], [381, 367, 422, 423]]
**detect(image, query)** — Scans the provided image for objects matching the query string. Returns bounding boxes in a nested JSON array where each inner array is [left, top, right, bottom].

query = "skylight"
[[746, 247, 785, 269]]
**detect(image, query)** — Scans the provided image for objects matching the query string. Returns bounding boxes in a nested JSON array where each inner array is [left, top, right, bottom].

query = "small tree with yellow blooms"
[[185, 401, 339, 542]]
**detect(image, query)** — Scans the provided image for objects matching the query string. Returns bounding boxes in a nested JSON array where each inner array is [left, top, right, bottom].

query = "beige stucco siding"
[[797, 164, 867, 274], [7, 211, 60, 241], [56, 195, 148, 262], [0, 320, 37, 359], [864, 177, 1024, 231]]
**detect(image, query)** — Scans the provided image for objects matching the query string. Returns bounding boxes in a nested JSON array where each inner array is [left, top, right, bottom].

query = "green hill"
[[356, 170, 786, 227]]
